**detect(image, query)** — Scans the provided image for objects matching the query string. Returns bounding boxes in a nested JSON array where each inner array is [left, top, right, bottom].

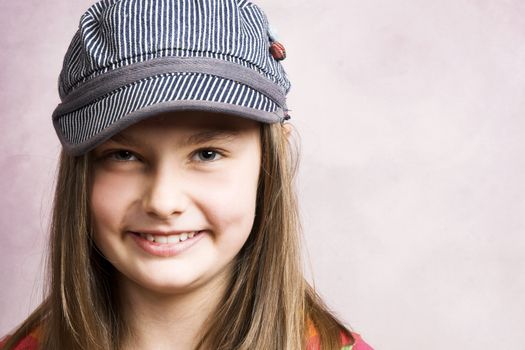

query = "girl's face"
[[90, 112, 261, 295]]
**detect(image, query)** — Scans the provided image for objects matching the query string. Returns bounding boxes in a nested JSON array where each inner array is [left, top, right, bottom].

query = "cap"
[[52, 0, 291, 156]]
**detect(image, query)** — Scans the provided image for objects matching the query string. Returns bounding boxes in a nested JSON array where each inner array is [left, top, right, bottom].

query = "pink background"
[[1, 0, 524, 348]]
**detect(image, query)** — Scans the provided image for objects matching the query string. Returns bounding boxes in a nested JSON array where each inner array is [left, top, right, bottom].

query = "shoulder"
[[341, 331, 374, 350], [0, 327, 41, 350], [307, 319, 374, 350]]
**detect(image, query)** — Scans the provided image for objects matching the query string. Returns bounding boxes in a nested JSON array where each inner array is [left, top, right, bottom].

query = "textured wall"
[[1, 0, 524, 348]]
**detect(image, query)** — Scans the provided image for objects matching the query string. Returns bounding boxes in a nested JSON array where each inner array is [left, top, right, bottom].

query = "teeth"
[[138, 231, 199, 244], [155, 236, 168, 244], [167, 235, 180, 244]]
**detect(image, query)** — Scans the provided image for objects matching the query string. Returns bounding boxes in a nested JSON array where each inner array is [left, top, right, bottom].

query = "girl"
[[1, 0, 372, 349]]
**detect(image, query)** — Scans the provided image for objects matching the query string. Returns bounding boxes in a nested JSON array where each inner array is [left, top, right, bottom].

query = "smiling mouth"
[[130, 231, 203, 244]]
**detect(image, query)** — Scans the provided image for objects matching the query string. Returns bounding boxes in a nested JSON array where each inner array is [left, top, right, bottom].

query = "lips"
[[129, 230, 206, 257]]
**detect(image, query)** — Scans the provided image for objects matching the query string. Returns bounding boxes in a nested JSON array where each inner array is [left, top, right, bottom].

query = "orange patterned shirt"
[[2, 323, 373, 349]]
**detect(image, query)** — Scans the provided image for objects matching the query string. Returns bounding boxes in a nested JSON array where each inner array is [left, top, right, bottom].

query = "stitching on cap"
[[63, 47, 287, 96], [64, 71, 279, 115]]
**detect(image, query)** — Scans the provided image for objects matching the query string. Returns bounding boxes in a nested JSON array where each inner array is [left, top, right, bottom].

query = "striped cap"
[[52, 0, 291, 156]]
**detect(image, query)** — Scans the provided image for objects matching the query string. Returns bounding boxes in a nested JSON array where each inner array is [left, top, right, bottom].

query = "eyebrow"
[[109, 128, 240, 147], [109, 133, 138, 146], [185, 129, 240, 145]]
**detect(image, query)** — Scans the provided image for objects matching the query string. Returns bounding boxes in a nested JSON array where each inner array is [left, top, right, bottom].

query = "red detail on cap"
[[270, 41, 286, 61]]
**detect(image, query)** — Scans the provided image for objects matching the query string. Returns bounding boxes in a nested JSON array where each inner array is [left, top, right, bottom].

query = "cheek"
[[197, 156, 260, 239], [90, 172, 139, 240]]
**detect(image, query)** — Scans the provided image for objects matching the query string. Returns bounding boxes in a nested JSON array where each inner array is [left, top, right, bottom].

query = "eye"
[[192, 149, 224, 162], [105, 150, 139, 162]]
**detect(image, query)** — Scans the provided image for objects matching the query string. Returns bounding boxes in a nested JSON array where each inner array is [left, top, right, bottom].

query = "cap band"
[[53, 56, 287, 120]]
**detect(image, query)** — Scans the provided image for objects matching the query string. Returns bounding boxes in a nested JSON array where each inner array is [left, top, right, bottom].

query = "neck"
[[118, 269, 231, 350]]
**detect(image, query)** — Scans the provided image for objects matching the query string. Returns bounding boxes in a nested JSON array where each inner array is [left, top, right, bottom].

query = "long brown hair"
[[2, 121, 354, 349]]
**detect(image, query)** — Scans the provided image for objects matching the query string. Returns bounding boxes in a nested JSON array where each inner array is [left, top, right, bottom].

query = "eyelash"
[[103, 148, 224, 163]]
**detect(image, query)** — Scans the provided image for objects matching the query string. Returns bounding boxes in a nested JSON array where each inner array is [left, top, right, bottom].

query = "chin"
[[137, 273, 205, 294]]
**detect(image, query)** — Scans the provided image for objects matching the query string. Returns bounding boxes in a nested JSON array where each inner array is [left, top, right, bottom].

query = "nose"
[[141, 165, 189, 219]]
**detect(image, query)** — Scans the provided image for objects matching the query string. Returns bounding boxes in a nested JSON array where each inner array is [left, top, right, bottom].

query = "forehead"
[[107, 111, 260, 146]]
